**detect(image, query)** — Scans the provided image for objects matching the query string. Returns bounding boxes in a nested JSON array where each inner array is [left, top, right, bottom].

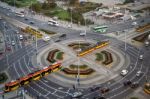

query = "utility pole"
[[76, 41, 81, 90]]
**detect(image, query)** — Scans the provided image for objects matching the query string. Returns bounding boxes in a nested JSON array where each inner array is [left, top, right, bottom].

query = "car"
[[19, 35, 23, 40], [145, 41, 149, 47], [90, 85, 101, 91], [30, 21, 34, 24], [139, 55, 143, 60], [6, 45, 11, 51], [15, 30, 19, 34], [59, 34, 66, 38], [100, 87, 110, 94], [0, 16, 2, 20], [130, 82, 139, 88], [43, 36, 50, 41], [80, 32, 86, 36], [55, 39, 61, 42], [94, 96, 105, 99], [123, 80, 132, 86], [71, 92, 83, 98], [11, 41, 15, 46], [136, 71, 142, 77], [121, 69, 128, 76], [25, 18, 28, 21], [132, 22, 137, 26], [141, 20, 144, 23]]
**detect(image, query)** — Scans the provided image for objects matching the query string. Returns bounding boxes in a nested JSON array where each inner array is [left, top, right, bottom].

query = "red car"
[[100, 87, 110, 94]]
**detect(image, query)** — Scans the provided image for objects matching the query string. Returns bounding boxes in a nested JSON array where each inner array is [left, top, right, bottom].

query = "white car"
[[145, 41, 149, 47], [136, 71, 142, 77], [132, 22, 137, 26], [80, 32, 86, 36], [15, 30, 19, 34], [71, 92, 83, 98], [11, 41, 15, 46], [139, 55, 143, 60], [0, 16, 2, 20], [43, 36, 50, 41], [19, 35, 23, 40], [121, 70, 128, 76]]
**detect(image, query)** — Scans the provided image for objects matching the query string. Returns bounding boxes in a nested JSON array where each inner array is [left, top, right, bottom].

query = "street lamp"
[[70, 7, 73, 27]]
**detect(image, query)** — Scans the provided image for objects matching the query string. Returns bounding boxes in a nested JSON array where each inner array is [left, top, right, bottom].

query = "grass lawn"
[[39, 29, 57, 35], [95, 53, 103, 61], [69, 64, 88, 69], [0, 0, 37, 7], [56, 52, 64, 60], [44, 7, 70, 20]]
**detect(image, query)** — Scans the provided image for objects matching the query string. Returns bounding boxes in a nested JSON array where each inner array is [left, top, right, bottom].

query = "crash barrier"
[[78, 41, 109, 57], [21, 26, 43, 38], [47, 49, 59, 63], [101, 51, 113, 65], [62, 68, 94, 75], [136, 23, 150, 32]]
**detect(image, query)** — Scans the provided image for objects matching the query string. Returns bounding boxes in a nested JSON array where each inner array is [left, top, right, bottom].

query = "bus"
[[48, 20, 59, 26], [144, 83, 150, 94], [93, 25, 108, 33], [15, 12, 25, 17], [4, 80, 20, 93]]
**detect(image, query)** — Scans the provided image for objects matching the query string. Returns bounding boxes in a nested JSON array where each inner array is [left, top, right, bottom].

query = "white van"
[[48, 20, 59, 26], [15, 12, 25, 17]]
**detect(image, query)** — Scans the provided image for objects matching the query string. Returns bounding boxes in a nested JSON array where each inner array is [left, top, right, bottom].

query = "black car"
[[25, 18, 28, 21], [90, 85, 101, 91], [55, 39, 61, 42], [123, 80, 132, 86], [93, 96, 105, 99], [30, 21, 34, 24], [59, 34, 66, 38]]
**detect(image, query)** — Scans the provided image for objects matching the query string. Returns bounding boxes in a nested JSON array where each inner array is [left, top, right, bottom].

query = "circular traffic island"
[[35, 38, 130, 88]]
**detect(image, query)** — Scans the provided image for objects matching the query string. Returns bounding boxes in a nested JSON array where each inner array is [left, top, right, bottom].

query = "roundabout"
[[8, 32, 148, 99]]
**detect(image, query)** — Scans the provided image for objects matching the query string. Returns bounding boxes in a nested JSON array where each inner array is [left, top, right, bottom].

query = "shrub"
[[0, 73, 8, 84]]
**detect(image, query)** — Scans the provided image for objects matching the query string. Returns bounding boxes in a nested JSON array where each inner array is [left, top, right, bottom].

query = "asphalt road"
[[0, 5, 150, 99]]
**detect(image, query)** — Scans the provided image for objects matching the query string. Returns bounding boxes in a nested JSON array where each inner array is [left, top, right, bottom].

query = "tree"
[[31, 2, 42, 12], [68, 0, 76, 5], [130, 97, 138, 99], [124, 0, 134, 4], [47, 0, 55, 4]]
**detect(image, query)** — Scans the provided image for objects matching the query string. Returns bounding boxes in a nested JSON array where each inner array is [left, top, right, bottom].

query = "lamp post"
[[70, 7, 73, 27]]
